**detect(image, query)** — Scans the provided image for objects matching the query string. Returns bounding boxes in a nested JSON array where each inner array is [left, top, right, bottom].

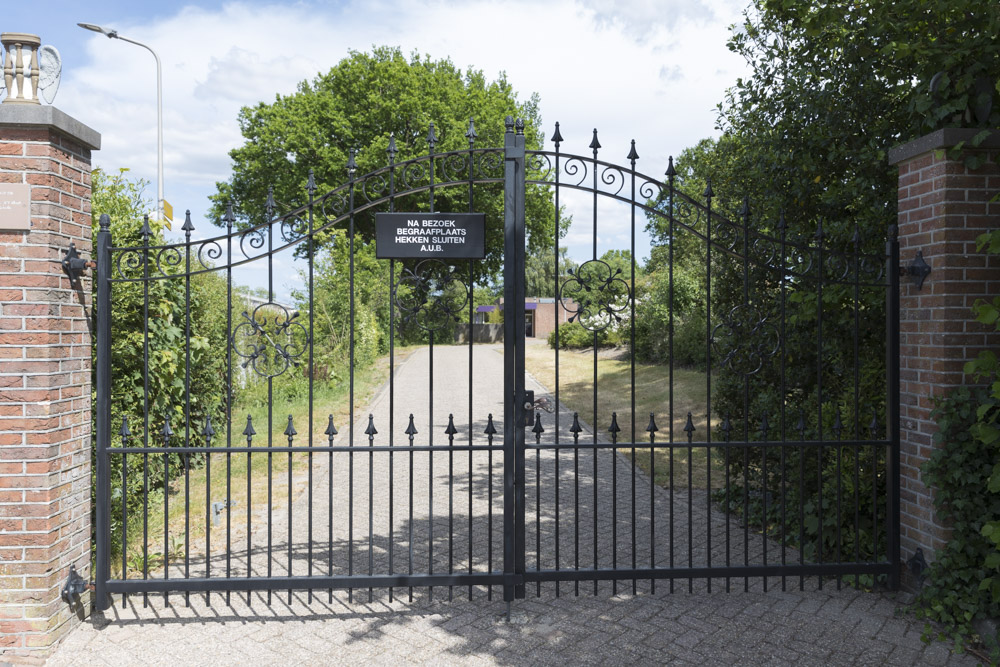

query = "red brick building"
[[489, 297, 578, 339]]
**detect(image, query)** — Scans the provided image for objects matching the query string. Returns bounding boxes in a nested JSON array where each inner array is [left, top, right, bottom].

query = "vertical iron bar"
[[591, 128, 599, 597], [388, 140, 397, 603], [348, 153, 356, 604], [629, 141, 638, 596], [741, 199, 750, 594], [307, 171, 316, 602], [266, 190, 274, 606], [665, 158, 676, 595], [183, 213, 192, 607], [778, 212, 787, 592], [368, 416, 375, 603], [552, 126, 562, 597], [467, 121, 476, 600], [502, 116, 527, 603], [224, 208, 233, 606], [141, 216, 151, 608], [94, 215, 112, 612], [816, 222, 825, 591], [853, 226, 862, 588], [428, 129, 437, 601], [703, 182, 714, 595], [887, 227, 901, 589], [486, 415, 494, 601]]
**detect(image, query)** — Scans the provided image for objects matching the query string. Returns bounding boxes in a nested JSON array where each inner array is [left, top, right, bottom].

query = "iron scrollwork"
[[231, 302, 309, 378], [394, 259, 470, 332], [559, 259, 631, 332], [711, 303, 780, 376]]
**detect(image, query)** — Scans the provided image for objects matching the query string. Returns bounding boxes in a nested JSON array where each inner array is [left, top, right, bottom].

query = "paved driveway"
[[47, 344, 970, 666]]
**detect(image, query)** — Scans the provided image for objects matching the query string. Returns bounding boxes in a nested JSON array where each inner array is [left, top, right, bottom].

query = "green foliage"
[[916, 387, 1000, 655], [94, 168, 232, 561], [211, 46, 558, 281], [525, 246, 576, 298], [547, 321, 620, 350]]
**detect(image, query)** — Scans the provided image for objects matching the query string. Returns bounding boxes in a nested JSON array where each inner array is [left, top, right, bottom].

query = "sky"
[[5, 0, 750, 300]]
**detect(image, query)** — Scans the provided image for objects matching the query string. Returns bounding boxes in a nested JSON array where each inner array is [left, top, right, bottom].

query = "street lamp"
[[78, 22, 164, 223]]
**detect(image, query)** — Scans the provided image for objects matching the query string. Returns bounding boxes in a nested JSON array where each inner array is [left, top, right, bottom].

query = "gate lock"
[[212, 499, 238, 526], [523, 390, 553, 427]]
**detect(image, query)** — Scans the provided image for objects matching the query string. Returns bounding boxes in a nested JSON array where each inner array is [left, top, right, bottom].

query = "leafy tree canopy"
[[211, 46, 556, 279]]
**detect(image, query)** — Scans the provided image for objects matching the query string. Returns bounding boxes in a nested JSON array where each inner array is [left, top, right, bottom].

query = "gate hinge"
[[901, 250, 931, 290], [61, 564, 88, 604], [52, 243, 96, 282]]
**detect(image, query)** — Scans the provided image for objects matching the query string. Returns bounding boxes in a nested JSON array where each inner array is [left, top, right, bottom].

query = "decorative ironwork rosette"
[[232, 302, 309, 378], [394, 259, 469, 332], [711, 303, 780, 375], [559, 259, 631, 332]]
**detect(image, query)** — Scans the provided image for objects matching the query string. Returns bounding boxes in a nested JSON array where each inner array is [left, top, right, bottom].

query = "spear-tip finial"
[[703, 179, 714, 199], [346, 148, 357, 174], [484, 413, 497, 436], [608, 412, 621, 435], [570, 412, 583, 434], [365, 414, 377, 436], [162, 413, 174, 438], [427, 122, 437, 149], [869, 408, 878, 438], [646, 413, 658, 434], [307, 169, 316, 195], [223, 201, 235, 228], [532, 413, 544, 435], [740, 196, 750, 219], [140, 214, 152, 238], [466, 118, 477, 142], [759, 412, 769, 439], [181, 209, 194, 235], [796, 410, 806, 436], [665, 156, 676, 178], [832, 408, 844, 438], [284, 414, 297, 438], [243, 414, 256, 438], [387, 133, 398, 161], [626, 140, 639, 162], [683, 412, 696, 437], [119, 415, 131, 439], [201, 414, 215, 439], [551, 121, 563, 146], [325, 414, 338, 438], [445, 413, 458, 436], [589, 128, 601, 152], [720, 413, 732, 439], [777, 208, 787, 231]]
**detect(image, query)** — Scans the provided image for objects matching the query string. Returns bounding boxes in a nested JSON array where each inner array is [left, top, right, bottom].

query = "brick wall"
[[0, 107, 100, 655], [890, 129, 1000, 564]]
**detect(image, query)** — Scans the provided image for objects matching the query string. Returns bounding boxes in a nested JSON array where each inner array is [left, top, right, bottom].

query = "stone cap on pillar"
[[0, 103, 101, 150], [889, 127, 999, 165]]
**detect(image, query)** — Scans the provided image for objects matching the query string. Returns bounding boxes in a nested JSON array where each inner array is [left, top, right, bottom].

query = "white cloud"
[[58, 0, 748, 298]]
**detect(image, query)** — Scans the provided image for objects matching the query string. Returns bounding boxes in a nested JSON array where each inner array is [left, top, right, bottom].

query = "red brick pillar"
[[889, 128, 1000, 567], [0, 105, 100, 655]]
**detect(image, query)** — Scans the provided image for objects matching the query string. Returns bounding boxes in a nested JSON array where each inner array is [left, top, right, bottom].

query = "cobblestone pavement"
[[47, 344, 971, 666]]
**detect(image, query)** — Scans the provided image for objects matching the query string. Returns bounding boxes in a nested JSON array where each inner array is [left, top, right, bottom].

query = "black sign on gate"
[[375, 212, 486, 259]]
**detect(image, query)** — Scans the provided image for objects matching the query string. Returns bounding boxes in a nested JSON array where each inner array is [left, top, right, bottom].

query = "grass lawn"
[[116, 346, 419, 578], [524, 341, 722, 490]]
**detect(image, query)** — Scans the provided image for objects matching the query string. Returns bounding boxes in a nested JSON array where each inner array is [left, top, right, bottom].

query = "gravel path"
[[46, 343, 971, 666]]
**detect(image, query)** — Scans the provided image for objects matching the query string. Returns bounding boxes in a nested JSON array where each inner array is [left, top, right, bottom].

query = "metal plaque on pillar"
[[0, 184, 30, 230]]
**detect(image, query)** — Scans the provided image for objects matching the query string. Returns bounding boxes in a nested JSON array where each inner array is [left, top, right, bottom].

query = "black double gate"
[[94, 117, 901, 611]]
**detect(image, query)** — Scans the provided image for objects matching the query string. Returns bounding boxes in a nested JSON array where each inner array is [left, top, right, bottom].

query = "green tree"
[[211, 46, 557, 281], [525, 246, 576, 298], [94, 168, 232, 561]]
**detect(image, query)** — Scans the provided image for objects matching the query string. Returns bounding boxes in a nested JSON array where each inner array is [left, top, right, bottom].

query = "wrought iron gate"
[[94, 116, 900, 611]]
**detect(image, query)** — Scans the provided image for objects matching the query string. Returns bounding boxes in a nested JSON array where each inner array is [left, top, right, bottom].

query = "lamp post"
[[78, 22, 164, 222]]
